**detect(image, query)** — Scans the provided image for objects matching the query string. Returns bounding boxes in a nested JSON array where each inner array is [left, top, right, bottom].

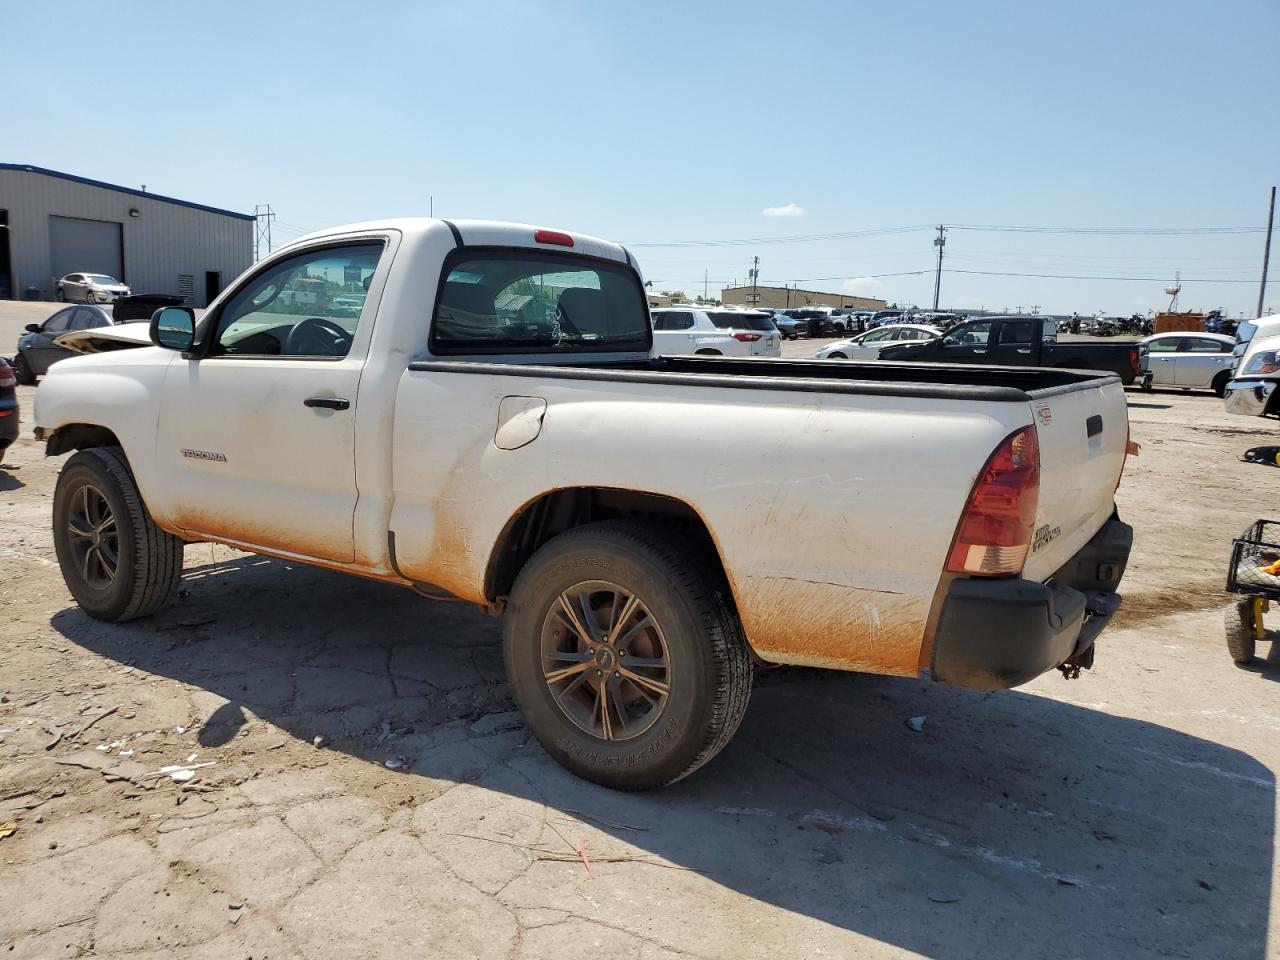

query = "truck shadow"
[[52, 554, 1273, 960]]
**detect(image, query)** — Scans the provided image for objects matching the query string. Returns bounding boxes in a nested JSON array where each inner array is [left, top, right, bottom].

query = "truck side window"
[[1001, 321, 1034, 345], [942, 321, 990, 346], [209, 243, 383, 359]]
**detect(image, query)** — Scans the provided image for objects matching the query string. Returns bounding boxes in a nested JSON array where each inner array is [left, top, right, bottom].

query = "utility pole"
[[430, 195, 434, 217], [704, 269, 708, 302], [253, 204, 275, 260], [1259, 186, 1276, 317], [749, 256, 760, 306], [932, 225, 946, 310]]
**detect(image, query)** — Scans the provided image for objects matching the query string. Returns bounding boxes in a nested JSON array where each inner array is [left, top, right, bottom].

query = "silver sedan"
[[1139, 332, 1236, 396], [56, 273, 132, 303]]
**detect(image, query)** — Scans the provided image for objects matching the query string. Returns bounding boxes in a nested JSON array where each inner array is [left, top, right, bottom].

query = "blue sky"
[[7, 0, 1278, 315]]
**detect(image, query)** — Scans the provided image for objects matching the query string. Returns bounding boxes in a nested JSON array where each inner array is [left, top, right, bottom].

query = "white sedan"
[[815, 324, 942, 360], [1139, 332, 1236, 396]]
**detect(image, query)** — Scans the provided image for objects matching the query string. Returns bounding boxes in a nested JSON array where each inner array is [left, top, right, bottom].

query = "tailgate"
[[1022, 377, 1129, 582]]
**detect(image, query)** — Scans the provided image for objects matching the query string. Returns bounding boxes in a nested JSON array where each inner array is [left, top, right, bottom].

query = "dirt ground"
[[3, 309, 1280, 959]]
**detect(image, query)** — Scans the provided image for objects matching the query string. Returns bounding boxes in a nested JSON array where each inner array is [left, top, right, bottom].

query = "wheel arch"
[[485, 487, 730, 604], [45, 423, 123, 457]]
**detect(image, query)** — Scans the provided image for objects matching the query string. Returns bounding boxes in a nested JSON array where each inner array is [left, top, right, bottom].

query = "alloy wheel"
[[540, 580, 671, 741], [65, 483, 119, 589]]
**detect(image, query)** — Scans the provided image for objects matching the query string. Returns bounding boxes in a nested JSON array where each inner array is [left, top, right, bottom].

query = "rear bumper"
[[931, 514, 1133, 690], [0, 404, 18, 449], [1224, 377, 1280, 417]]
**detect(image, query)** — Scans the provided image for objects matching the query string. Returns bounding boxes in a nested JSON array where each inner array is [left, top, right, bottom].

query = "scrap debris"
[[576, 838, 596, 880]]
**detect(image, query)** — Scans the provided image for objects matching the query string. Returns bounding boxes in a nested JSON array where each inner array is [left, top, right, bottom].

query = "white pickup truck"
[[34, 219, 1133, 789]]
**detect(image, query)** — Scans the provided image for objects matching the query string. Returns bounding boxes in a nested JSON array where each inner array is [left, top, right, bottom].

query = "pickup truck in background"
[[879, 315, 1141, 385], [33, 219, 1133, 789], [1225, 314, 1280, 417]]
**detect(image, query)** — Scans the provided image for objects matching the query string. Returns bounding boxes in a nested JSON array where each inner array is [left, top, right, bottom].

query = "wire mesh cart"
[[1225, 519, 1280, 663]]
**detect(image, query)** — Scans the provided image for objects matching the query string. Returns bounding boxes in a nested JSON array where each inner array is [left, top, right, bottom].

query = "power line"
[[951, 224, 1266, 236], [624, 226, 931, 248], [944, 268, 1260, 283], [625, 221, 1266, 248]]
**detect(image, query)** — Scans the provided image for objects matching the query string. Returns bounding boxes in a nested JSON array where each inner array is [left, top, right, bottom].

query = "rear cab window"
[[430, 249, 649, 355]]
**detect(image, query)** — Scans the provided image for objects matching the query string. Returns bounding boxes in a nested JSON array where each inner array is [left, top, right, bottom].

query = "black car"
[[12, 294, 183, 384], [783, 308, 837, 337], [0, 357, 17, 455]]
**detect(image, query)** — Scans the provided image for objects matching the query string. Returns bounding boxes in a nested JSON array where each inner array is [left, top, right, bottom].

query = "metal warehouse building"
[[0, 163, 254, 306]]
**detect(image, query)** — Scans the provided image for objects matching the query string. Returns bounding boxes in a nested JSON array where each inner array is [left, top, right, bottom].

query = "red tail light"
[[534, 229, 574, 247], [1129, 346, 1140, 376], [732, 332, 762, 342], [0, 361, 14, 389], [946, 426, 1040, 576]]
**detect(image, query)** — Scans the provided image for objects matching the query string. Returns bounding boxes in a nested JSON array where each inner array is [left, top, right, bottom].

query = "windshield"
[[1237, 322, 1257, 344], [707, 311, 776, 332], [86, 274, 119, 285], [430, 250, 649, 354]]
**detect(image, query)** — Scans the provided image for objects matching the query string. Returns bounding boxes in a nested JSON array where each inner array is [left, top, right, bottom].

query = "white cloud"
[[762, 203, 806, 218], [841, 277, 884, 295]]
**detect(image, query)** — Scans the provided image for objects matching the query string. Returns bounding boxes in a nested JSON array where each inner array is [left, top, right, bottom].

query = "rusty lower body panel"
[[737, 575, 929, 676]]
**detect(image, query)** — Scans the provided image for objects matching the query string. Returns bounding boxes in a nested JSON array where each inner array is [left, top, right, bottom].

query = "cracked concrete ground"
[[3, 332, 1280, 957]]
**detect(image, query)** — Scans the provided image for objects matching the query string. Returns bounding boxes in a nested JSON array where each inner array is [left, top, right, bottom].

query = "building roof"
[[0, 163, 255, 221]]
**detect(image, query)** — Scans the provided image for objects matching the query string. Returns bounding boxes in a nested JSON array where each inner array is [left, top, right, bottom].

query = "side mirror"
[[151, 306, 195, 352], [25, 323, 40, 333]]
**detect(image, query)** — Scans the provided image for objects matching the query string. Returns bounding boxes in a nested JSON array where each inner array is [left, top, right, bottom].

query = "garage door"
[[49, 215, 123, 282]]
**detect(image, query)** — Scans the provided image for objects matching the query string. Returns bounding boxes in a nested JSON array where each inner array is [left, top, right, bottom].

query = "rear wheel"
[[56, 288, 65, 302], [694, 348, 722, 356], [1226, 599, 1259, 664], [1212, 371, 1230, 398], [12, 352, 35, 385], [503, 520, 752, 790], [53, 447, 184, 622]]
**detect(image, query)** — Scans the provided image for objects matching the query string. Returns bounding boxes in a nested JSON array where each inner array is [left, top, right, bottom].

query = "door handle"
[[974, 349, 987, 354], [304, 396, 350, 410], [1016, 348, 1032, 354]]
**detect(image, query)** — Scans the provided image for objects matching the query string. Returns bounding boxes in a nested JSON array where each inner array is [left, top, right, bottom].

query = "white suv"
[[650, 308, 782, 358]]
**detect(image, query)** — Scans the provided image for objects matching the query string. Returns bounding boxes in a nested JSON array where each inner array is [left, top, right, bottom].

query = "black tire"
[[56, 288, 65, 302], [53, 446, 184, 622], [694, 349, 722, 356], [1226, 600, 1257, 664], [1212, 372, 1230, 398], [12, 351, 35, 386], [827, 352, 847, 360], [503, 520, 752, 790]]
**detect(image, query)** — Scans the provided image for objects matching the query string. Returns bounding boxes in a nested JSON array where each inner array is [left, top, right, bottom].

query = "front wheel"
[[12, 351, 35, 385], [53, 447, 184, 622], [826, 352, 847, 360], [503, 520, 752, 790]]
